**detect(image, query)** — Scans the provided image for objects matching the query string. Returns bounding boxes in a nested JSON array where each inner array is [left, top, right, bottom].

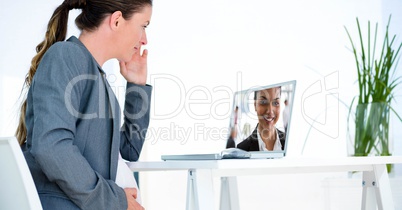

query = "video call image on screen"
[[226, 82, 295, 152]]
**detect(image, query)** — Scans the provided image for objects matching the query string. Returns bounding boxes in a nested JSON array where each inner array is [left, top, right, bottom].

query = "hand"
[[124, 188, 144, 210], [119, 46, 148, 85]]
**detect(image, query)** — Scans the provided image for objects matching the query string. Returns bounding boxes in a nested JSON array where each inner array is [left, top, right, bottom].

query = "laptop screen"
[[226, 80, 296, 156], [160, 80, 296, 161]]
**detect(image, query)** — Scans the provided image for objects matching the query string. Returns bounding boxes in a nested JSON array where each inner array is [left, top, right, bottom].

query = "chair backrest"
[[0, 136, 42, 210]]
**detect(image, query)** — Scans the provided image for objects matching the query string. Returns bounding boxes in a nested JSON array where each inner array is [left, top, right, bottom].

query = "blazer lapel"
[[249, 128, 260, 151], [100, 72, 120, 181]]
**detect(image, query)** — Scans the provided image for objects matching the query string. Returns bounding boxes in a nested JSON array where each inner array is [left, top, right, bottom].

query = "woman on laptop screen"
[[236, 86, 286, 151]]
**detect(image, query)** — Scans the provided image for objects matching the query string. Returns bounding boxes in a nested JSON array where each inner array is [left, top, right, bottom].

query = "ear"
[[109, 11, 123, 31]]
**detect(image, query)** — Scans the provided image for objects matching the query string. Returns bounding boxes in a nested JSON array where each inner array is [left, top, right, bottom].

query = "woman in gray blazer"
[[16, 0, 153, 209]]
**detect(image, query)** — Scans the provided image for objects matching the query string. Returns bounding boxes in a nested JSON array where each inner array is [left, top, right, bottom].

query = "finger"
[[132, 188, 138, 199], [136, 45, 142, 56], [133, 200, 145, 210], [119, 60, 126, 74], [127, 187, 138, 198], [141, 49, 148, 59]]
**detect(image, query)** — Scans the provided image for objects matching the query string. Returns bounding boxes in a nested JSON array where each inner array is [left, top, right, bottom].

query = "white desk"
[[127, 156, 402, 210]]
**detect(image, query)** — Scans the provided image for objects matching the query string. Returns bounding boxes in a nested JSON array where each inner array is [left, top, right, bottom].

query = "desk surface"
[[127, 156, 402, 176]]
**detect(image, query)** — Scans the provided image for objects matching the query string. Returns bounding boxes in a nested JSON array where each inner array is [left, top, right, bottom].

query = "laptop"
[[161, 80, 296, 160]]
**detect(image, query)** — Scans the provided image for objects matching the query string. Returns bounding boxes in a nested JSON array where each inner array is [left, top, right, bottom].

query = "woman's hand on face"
[[119, 46, 148, 86], [124, 188, 144, 210]]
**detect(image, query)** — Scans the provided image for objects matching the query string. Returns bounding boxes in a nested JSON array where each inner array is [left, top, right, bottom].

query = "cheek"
[[274, 108, 280, 121], [124, 28, 139, 44], [131, 28, 142, 43], [256, 106, 265, 116], [274, 107, 280, 116]]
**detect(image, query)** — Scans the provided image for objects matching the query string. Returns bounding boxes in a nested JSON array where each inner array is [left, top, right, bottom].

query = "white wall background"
[[1, 0, 402, 209]]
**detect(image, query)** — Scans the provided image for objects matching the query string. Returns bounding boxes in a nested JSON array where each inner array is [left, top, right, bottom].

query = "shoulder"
[[34, 37, 100, 89], [45, 38, 91, 64], [237, 129, 258, 151], [277, 129, 286, 141], [41, 36, 97, 71], [237, 138, 251, 148]]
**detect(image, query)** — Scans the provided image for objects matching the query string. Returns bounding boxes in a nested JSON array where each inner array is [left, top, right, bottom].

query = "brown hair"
[[254, 86, 282, 100], [16, 0, 152, 145]]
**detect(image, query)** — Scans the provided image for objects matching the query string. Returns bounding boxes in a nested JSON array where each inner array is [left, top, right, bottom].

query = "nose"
[[140, 31, 148, 45], [266, 104, 274, 114]]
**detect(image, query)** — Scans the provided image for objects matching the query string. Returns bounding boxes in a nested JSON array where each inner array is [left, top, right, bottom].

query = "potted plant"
[[345, 15, 402, 172]]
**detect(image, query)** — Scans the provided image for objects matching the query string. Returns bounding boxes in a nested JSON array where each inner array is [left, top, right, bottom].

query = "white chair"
[[0, 136, 42, 210]]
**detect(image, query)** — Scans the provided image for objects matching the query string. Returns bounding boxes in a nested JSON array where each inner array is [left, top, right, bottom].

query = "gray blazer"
[[22, 36, 152, 210]]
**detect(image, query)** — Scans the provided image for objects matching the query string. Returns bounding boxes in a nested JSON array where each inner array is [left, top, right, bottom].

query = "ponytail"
[[15, 0, 86, 145]]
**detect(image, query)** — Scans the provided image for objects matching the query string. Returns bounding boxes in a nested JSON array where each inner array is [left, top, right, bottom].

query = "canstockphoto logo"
[[301, 71, 339, 139]]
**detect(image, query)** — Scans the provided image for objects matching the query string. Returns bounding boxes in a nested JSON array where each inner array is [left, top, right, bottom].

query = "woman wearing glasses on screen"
[[237, 87, 286, 151]]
